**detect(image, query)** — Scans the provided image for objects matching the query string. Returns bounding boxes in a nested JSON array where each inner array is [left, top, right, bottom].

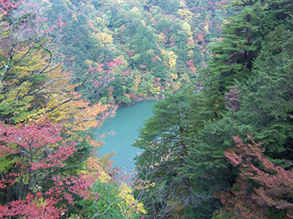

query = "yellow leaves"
[[0, 18, 9, 40], [160, 49, 177, 69], [11, 81, 31, 99], [168, 51, 177, 69], [22, 63, 109, 130], [187, 36, 195, 48], [177, 9, 193, 22], [81, 155, 146, 216], [157, 32, 167, 44], [179, 0, 186, 7], [133, 74, 141, 91], [46, 66, 70, 88], [187, 50, 194, 57], [84, 59, 94, 65], [204, 18, 210, 33], [0, 18, 108, 129], [45, 97, 108, 131], [94, 32, 113, 45], [0, 78, 37, 123], [12, 48, 28, 60], [99, 152, 115, 168], [134, 178, 156, 191], [86, 157, 111, 183], [72, 13, 78, 21], [149, 85, 160, 95], [204, 23, 209, 32], [12, 49, 49, 78], [96, 17, 105, 25], [119, 183, 147, 215], [181, 22, 191, 33], [83, 157, 146, 216], [172, 81, 181, 91], [73, 102, 109, 131], [130, 7, 141, 16], [170, 73, 178, 81]]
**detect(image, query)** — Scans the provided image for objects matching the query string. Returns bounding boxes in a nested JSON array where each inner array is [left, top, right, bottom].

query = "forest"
[[0, 0, 292, 218]]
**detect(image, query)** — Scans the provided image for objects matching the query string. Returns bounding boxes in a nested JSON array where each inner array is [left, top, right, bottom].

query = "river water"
[[93, 101, 156, 173]]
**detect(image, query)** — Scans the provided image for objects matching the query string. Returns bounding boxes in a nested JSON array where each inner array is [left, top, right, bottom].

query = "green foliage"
[[231, 22, 293, 161], [0, 1, 146, 219], [39, 0, 227, 106], [204, 0, 293, 94], [134, 0, 293, 218], [75, 181, 140, 219], [212, 209, 236, 219], [148, 0, 180, 14], [134, 92, 222, 218], [2, 0, 292, 218], [0, 17, 54, 124]]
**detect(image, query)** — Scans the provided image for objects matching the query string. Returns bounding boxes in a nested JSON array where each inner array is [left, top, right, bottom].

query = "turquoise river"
[[93, 101, 156, 173]]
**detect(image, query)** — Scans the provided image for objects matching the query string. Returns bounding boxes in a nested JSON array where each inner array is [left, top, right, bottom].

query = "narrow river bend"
[[93, 101, 156, 173]]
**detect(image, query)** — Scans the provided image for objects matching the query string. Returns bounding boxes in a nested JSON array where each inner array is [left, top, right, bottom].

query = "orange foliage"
[[72, 102, 108, 131], [217, 136, 293, 219], [32, 67, 109, 132]]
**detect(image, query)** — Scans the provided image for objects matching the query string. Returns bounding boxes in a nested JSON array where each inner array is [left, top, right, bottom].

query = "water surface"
[[93, 101, 155, 173]]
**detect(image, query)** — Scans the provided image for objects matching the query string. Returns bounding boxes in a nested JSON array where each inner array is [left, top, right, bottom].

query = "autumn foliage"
[[217, 136, 293, 219], [0, 120, 100, 218], [0, 0, 22, 15], [0, 120, 99, 218], [0, 3, 146, 217]]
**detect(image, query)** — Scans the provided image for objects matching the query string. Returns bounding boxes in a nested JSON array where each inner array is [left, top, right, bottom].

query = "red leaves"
[[31, 143, 76, 170], [0, 145, 19, 156], [107, 57, 124, 69], [122, 71, 130, 76], [0, 120, 98, 218], [219, 136, 293, 218], [127, 50, 134, 57], [68, 174, 97, 200], [0, 119, 62, 150], [0, 194, 64, 219], [57, 16, 67, 28], [186, 59, 197, 72], [0, 0, 23, 15], [223, 150, 242, 166]]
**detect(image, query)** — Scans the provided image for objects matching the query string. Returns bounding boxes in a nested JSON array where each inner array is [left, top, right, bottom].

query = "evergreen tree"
[[134, 0, 293, 218]]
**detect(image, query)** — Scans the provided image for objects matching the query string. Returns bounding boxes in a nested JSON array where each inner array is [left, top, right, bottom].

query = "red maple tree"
[[0, 120, 97, 218]]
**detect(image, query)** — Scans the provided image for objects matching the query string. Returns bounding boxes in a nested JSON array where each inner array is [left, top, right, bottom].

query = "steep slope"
[[133, 0, 293, 218]]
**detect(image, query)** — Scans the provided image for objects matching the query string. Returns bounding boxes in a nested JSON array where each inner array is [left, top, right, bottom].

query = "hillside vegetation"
[[0, 0, 292, 218], [133, 0, 293, 218]]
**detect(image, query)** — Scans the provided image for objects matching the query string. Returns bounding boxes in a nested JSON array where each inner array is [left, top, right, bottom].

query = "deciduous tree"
[[217, 136, 293, 219]]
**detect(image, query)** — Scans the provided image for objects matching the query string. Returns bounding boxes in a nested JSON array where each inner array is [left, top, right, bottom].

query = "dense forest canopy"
[[133, 0, 293, 218], [0, 0, 292, 218], [21, 0, 227, 106]]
